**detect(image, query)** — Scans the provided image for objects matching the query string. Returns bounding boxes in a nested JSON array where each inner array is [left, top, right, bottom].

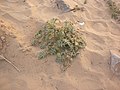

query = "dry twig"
[[0, 55, 20, 72]]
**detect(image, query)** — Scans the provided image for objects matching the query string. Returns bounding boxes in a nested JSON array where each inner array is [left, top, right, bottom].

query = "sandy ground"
[[0, 0, 120, 90]]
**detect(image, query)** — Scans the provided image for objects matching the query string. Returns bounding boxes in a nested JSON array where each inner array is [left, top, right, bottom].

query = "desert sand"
[[0, 0, 120, 90]]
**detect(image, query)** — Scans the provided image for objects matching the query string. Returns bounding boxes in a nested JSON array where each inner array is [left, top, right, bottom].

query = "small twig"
[[68, 5, 80, 12], [0, 55, 20, 72], [67, 5, 85, 13]]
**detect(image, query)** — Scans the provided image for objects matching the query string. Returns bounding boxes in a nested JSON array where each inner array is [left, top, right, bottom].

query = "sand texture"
[[0, 0, 120, 90]]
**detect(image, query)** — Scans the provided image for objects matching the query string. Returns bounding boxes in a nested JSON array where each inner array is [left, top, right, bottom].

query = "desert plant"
[[32, 18, 86, 71], [107, 0, 120, 20]]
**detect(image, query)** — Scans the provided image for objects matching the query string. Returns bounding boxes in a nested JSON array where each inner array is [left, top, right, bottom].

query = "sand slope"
[[0, 0, 120, 90]]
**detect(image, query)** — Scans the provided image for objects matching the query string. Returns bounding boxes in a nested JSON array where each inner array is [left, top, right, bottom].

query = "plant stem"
[[0, 55, 20, 72]]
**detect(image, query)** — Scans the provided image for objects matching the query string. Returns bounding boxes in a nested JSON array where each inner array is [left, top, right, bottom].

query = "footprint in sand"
[[85, 5, 107, 19], [55, 81, 77, 90], [81, 50, 106, 71], [0, 74, 30, 90], [86, 39, 104, 50], [0, 0, 31, 22], [80, 77, 105, 90], [91, 21, 108, 33], [11, 79, 30, 90], [85, 32, 105, 45], [6, 0, 25, 3], [108, 21, 120, 36]]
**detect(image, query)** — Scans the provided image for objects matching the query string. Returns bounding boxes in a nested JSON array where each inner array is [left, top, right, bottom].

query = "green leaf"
[[38, 51, 48, 59]]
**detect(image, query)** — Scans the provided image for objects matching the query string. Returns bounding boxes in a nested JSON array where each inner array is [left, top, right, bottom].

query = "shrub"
[[32, 18, 86, 71], [107, 0, 120, 20]]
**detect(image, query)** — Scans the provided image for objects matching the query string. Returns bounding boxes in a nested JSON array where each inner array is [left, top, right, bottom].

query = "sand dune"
[[0, 0, 120, 90]]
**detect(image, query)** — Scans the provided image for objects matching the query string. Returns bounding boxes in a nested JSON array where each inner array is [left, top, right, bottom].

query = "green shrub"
[[107, 0, 120, 20], [32, 18, 86, 71]]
